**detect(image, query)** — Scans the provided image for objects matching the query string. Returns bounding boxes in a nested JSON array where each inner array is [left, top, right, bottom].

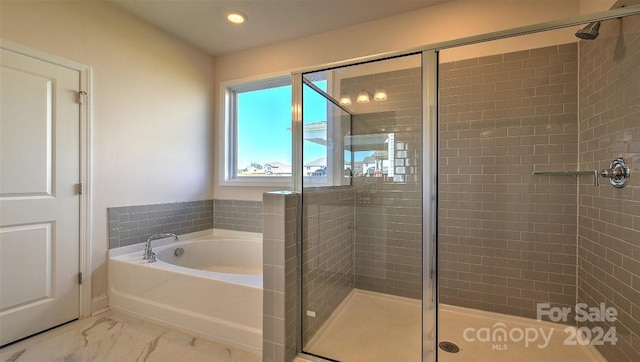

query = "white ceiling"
[[109, 0, 449, 56]]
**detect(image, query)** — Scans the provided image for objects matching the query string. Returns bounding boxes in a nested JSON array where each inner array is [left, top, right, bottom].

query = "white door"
[[0, 48, 80, 346]]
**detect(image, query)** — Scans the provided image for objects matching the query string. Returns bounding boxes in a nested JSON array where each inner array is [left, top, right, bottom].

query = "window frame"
[[221, 74, 293, 187]]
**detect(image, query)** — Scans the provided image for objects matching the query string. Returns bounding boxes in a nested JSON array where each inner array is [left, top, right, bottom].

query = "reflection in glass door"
[[298, 54, 432, 361]]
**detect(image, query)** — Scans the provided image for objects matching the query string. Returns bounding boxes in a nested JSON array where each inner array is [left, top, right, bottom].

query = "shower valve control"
[[600, 157, 630, 188], [601, 168, 624, 178]]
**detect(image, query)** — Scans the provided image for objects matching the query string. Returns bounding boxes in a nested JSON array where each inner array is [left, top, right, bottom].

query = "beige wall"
[[212, 0, 618, 201], [0, 1, 215, 303]]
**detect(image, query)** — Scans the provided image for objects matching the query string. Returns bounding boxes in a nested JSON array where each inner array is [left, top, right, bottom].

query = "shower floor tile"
[[0, 309, 260, 362], [302, 289, 606, 362]]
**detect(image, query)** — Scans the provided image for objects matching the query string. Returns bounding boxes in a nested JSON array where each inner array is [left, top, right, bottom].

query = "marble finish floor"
[[0, 310, 260, 362], [301, 289, 606, 362]]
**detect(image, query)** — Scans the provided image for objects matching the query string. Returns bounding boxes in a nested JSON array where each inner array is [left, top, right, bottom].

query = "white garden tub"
[[108, 229, 262, 353]]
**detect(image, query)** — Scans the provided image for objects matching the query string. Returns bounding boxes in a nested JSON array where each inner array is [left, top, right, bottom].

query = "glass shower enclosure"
[[293, 5, 640, 362], [294, 53, 437, 361]]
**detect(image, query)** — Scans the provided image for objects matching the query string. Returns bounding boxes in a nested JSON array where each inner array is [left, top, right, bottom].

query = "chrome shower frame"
[[291, 5, 640, 362]]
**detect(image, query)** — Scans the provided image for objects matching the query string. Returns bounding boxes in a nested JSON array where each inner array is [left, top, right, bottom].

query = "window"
[[223, 75, 347, 187], [223, 76, 293, 185]]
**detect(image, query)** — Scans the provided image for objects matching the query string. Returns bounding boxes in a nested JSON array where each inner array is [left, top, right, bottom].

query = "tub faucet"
[[143, 233, 179, 263]]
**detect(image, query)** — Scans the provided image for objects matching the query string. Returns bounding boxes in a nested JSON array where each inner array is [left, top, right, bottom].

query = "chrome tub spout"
[[143, 233, 179, 263]]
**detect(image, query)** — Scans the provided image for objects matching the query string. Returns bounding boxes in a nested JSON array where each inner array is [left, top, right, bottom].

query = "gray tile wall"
[[577, 14, 640, 361], [108, 200, 213, 249], [301, 187, 355, 346], [262, 191, 299, 362], [345, 66, 424, 300], [108, 199, 263, 248], [439, 43, 579, 319], [213, 199, 263, 233], [283, 196, 299, 362]]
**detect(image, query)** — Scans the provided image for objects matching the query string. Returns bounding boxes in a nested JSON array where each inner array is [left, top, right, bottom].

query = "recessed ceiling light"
[[227, 11, 247, 24]]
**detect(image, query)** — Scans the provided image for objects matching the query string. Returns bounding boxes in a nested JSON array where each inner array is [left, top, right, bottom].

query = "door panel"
[[0, 48, 80, 346], [0, 223, 53, 310], [0, 67, 53, 197]]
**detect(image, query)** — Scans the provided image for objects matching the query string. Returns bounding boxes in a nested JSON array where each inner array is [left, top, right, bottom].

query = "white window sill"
[[219, 177, 293, 188]]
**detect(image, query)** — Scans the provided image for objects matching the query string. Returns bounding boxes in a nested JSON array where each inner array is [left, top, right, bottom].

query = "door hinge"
[[75, 183, 83, 195], [78, 272, 83, 285], [77, 91, 87, 105]]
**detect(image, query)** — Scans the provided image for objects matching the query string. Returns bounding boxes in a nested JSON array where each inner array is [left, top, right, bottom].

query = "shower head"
[[575, 21, 601, 40]]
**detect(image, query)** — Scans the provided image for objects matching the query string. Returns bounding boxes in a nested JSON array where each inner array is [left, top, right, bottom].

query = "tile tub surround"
[[214, 199, 263, 233], [0, 310, 261, 362], [577, 14, 640, 362], [108, 200, 214, 249], [263, 191, 299, 362], [108, 199, 263, 248], [439, 43, 580, 319]]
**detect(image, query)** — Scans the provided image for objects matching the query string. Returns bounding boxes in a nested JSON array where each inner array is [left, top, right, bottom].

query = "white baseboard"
[[91, 295, 109, 315]]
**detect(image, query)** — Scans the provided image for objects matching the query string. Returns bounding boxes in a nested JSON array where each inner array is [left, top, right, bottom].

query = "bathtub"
[[108, 229, 263, 353]]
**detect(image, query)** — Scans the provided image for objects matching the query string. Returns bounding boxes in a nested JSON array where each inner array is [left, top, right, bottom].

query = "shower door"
[[295, 52, 437, 361]]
